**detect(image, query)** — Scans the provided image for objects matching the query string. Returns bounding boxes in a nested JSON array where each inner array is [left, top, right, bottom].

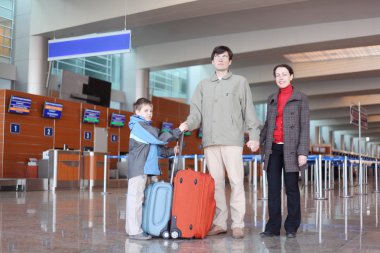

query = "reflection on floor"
[[1, 182, 380, 253]]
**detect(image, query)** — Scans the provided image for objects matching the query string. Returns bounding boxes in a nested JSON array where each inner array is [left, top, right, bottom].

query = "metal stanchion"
[[340, 156, 353, 198], [338, 162, 341, 187], [315, 155, 327, 200], [253, 157, 258, 193], [324, 158, 327, 191], [305, 165, 309, 187], [374, 159, 380, 193], [356, 159, 368, 195], [259, 162, 268, 200], [310, 163, 314, 185], [102, 155, 107, 195], [326, 160, 334, 190], [349, 162, 354, 187], [358, 156, 365, 195]]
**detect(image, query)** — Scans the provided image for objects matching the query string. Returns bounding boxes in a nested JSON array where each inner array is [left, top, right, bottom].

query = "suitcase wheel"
[[171, 230, 180, 239], [162, 230, 170, 239]]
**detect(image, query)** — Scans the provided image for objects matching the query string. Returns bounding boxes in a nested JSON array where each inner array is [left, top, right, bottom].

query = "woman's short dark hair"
[[273, 64, 294, 77], [211, 46, 233, 60], [133, 97, 152, 112]]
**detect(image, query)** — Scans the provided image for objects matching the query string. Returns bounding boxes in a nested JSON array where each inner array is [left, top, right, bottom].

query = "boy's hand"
[[179, 122, 189, 132], [174, 145, 180, 154]]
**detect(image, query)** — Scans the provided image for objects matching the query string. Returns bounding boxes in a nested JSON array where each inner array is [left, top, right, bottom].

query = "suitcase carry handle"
[[170, 132, 184, 184], [195, 154, 208, 174]]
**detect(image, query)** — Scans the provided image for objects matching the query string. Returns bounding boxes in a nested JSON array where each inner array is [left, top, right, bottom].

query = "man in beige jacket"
[[180, 45, 260, 239]]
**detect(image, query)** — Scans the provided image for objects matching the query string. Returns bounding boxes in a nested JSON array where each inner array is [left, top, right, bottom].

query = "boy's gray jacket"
[[186, 72, 260, 148], [128, 120, 180, 179], [260, 88, 310, 172]]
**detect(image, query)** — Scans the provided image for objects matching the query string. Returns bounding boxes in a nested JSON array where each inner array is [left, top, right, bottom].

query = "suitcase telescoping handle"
[[170, 132, 184, 184], [194, 154, 208, 173]]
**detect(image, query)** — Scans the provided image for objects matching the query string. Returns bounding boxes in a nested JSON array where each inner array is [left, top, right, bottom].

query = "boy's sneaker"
[[129, 232, 152, 240]]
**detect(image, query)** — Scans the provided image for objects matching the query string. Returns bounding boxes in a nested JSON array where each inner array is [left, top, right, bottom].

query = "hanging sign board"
[[350, 104, 368, 129], [48, 30, 131, 61]]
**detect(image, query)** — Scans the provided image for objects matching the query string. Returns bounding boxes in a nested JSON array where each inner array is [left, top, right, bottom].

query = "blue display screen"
[[110, 113, 126, 127], [83, 109, 100, 124], [161, 122, 173, 132], [8, 96, 32, 115], [42, 101, 63, 119]]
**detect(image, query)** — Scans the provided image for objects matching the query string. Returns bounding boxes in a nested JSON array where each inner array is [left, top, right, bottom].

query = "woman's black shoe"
[[286, 232, 297, 238], [260, 231, 280, 237]]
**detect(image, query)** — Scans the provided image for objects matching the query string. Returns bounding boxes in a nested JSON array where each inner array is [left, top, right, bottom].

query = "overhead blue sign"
[[48, 30, 131, 61]]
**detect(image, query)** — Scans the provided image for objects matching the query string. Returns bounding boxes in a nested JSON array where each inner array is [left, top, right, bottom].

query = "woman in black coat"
[[260, 64, 310, 238]]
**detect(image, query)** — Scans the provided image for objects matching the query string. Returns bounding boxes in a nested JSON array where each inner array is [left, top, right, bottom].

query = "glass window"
[[149, 67, 188, 99], [53, 54, 121, 89], [255, 103, 267, 123], [0, 0, 14, 63]]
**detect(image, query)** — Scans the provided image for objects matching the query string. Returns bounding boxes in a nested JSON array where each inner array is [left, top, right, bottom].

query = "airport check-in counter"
[[46, 150, 81, 191], [81, 151, 108, 189]]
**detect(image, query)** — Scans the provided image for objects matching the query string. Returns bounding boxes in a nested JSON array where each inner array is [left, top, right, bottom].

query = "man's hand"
[[298, 155, 307, 167], [246, 140, 259, 152], [179, 122, 189, 132]]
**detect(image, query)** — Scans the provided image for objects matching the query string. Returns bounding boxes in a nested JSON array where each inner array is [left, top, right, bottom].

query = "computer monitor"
[[83, 109, 100, 124], [8, 96, 32, 115], [42, 101, 63, 119]]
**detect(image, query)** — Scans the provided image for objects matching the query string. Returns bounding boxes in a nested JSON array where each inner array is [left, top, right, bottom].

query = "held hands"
[[179, 122, 189, 132], [246, 140, 259, 152], [298, 155, 307, 167]]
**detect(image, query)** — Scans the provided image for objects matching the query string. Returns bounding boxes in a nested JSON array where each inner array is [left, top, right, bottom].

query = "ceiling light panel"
[[284, 45, 380, 63]]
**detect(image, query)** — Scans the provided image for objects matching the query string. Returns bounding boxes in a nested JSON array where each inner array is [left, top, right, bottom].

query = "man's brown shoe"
[[207, 225, 227, 236], [232, 228, 244, 239]]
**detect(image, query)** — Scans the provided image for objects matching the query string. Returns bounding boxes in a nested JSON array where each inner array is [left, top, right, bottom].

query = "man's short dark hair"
[[133, 97, 152, 112], [211, 46, 233, 60], [273, 64, 294, 77]]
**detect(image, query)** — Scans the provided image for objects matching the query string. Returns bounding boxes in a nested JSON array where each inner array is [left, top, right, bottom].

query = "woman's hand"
[[298, 155, 307, 167]]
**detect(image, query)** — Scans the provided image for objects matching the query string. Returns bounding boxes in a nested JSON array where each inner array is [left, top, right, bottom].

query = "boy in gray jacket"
[[126, 98, 185, 240]]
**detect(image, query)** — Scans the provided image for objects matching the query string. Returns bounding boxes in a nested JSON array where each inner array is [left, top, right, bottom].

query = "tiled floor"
[[1, 181, 380, 253]]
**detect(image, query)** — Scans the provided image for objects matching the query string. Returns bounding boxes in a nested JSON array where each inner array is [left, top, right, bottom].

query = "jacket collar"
[[269, 86, 303, 104], [210, 71, 233, 82]]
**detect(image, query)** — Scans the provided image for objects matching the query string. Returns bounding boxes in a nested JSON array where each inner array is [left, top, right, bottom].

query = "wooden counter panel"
[[55, 128, 81, 149], [57, 162, 80, 181], [2, 160, 27, 178], [57, 152, 81, 181]]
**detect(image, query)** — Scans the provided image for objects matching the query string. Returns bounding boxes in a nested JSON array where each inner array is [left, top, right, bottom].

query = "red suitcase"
[[170, 157, 216, 239]]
